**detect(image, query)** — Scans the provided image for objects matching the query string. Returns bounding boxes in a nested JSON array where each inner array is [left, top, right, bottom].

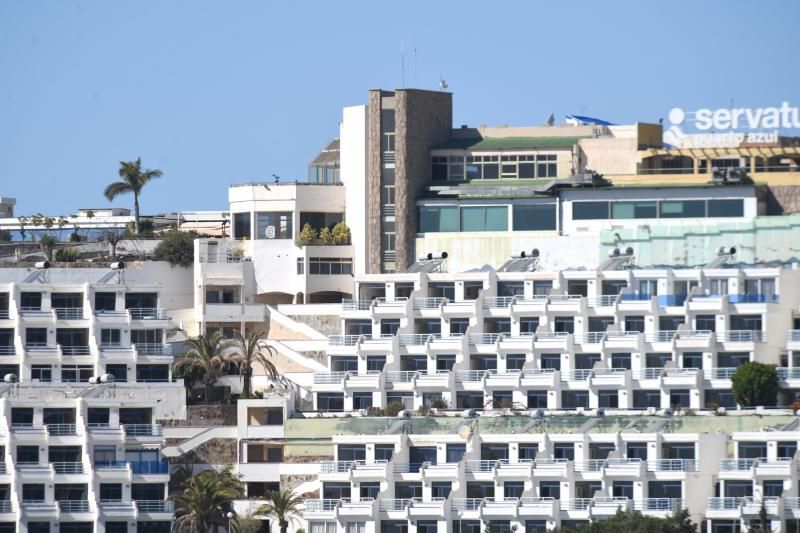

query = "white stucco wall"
[[340, 104, 368, 275]]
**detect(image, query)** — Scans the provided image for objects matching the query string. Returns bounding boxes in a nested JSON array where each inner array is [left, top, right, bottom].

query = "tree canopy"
[[731, 361, 779, 407]]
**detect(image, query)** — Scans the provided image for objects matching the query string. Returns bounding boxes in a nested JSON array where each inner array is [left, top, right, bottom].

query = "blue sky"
[[1, 1, 798, 215]]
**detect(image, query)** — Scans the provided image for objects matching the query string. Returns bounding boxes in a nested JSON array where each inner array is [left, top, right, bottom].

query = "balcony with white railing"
[[136, 500, 175, 514], [519, 497, 557, 517], [134, 343, 173, 356], [741, 496, 780, 517], [485, 369, 521, 388], [788, 330, 800, 347], [0, 500, 12, 514], [469, 333, 501, 346], [51, 462, 85, 474], [98, 500, 137, 516], [645, 330, 676, 343], [483, 296, 514, 310], [482, 497, 520, 517], [386, 371, 418, 386], [521, 367, 557, 387], [496, 458, 534, 477], [414, 297, 448, 311], [342, 299, 373, 312], [415, 369, 450, 388], [399, 334, 429, 347], [647, 459, 697, 472], [320, 461, 354, 476], [533, 331, 571, 349], [465, 459, 497, 474], [718, 330, 764, 343], [54, 307, 85, 320], [706, 497, 743, 518], [785, 497, 800, 515], [128, 308, 167, 320], [590, 367, 628, 387], [58, 500, 91, 513], [351, 460, 389, 480], [407, 497, 448, 518], [719, 458, 756, 472], [591, 497, 631, 517], [560, 498, 592, 512], [674, 330, 713, 348], [0, 346, 14, 356], [576, 332, 605, 345], [635, 368, 664, 381], [46, 424, 79, 436], [338, 498, 377, 517], [305, 498, 340, 515], [313, 371, 348, 385], [561, 369, 592, 382], [532, 458, 571, 477], [574, 459, 607, 473], [603, 330, 640, 349], [704, 367, 737, 380], [779, 367, 800, 381], [755, 457, 793, 477], [451, 498, 483, 514], [634, 498, 686, 513], [379, 498, 412, 512], [455, 370, 487, 385], [662, 368, 701, 387], [123, 424, 163, 438], [0, 309, 10, 320], [59, 345, 91, 356], [604, 458, 644, 477], [20, 500, 58, 515], [587, 295, 619, 308]]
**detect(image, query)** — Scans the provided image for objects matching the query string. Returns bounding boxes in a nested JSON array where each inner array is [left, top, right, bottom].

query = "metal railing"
[[128, 308, 167, 320], [483, 297, 513, 309], [123, 424, 163, 437], [0, 501, 12, 513], [719, 330, 764, 342], [579, 332, 605, 344], [636, 368, 663, 380], [522, 368, 556, 378], [675, 329, 713, 339], [135, 343, 172, 356], [342, 299, 372, 311], [728, 293, 780, 304], [313, 372, 348, 384], [47, 424, 78, 436], [720, 458, 757, 471], [588, 295, 618, 307], [399, 334, 429, 346], [466, 460, 497, 472], [95, 461, 128, 470], [414, 297, 448, 309], [386, 371, 417, 384], [451, 498, 483, 511], [707, 497, 742, 510], [54, 308, 84, 320], [0, 346, 14, 356], [61, 345, 91, 356], [635, 498, 685, 512], [130, 460, 169, 474], [469, 333, 500, 345], [136, 500, 175, 512], [574, 459, 606, 472], [561, 369, 592, 381], [648, 459, 697, 472], [379, 499, 411, 511], [790, 330, 800, 342], [455, 370, 487, 383], [705, 367, 737, 380], [329, 335, 361, 346], [305, 499, 339, 512], [560, 498, 592, 511], [52, 462, 85, 474], [778, 367, 800, 379], [520, 497, 555, 506], [320, 461, 354, 473], [535, 331, 570, 340], [646, 331, 675, 342], [0, 310, 9, 320], [58, 500, 90, 512]]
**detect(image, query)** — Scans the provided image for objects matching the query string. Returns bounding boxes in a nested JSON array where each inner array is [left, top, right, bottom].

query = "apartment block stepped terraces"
[[312, 263, 800, 413]]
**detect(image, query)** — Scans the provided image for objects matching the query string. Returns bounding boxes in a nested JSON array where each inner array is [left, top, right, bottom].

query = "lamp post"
[[227, 511, 234, 533]]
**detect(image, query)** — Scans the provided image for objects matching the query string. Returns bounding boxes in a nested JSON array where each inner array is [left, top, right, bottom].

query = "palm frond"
[[103, 181, 133, 201]]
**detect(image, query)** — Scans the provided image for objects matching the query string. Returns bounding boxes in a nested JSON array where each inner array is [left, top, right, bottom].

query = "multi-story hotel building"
[[0, 263, 188, 533]]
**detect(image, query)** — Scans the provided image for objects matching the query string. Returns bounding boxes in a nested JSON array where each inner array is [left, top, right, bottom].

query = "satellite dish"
[[439, 79, 448, 91]]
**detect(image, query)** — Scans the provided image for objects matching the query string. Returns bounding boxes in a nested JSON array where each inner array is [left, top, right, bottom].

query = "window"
[[660, 200, 706, 218], [380, 319, 400, 336], [95, 292, 116, 312], [299, 212, 343, 232], [375, 444, 394, 462], [460, 206, 508, 232], [17, 445, 39, 463], [553, 317, 574, 334], [308, 258, 353, 275], [682, 352, 703, 369], [359, 482, 380, 500], [25, 328, 47, 347], [504, 481, 524, 498], [520, 317, 539, 334], [353, 393, 372, 410], [337, 445, 366, 462], [256, 212, 292, 240], [611, 353, 631, 369], [419, 206, 459, 233], [527, 390, 547, 408], [20, 292, 42, 310], [101, 329, 121, 347], [562, 391, 589, 409], [317, 394, 344, 412], [233, 212, 251, 239], [533, 281, 552, 296], [136, 364, 169, 382], [31, 365, 52, 382], [506, 354, 526, 371], [572, 201, 609, 220], [707, 279, 728, 296], [366, 356, 386, 372], [541, 354, 561, 371], [696, 315, 716, 331], [61, 365, 92, 383], [763, 480, 784, 498], [519, 443, 539, 460], [346, 523, 366, 533], [22, 484, 45, 501], [309, 522, 337, 533], [446, 444, 466, 463], [450, 318, 470, 334], [87, 409, 110, 426], [432, 481, 452, 499], [513, 204, 557, 231], [598, 390, 619, 408], [436, 355, 456, 371], [612, 201, 658, 219], [539, 481, 561, 499], [638, 279, 658, 297], [708, 199, 744, 217], [633, 390, 661, 409], [626, 442, 648, 460], [296, 258, 304, 275], [100, 483, 122, 502], [432, 157, 448, 181]]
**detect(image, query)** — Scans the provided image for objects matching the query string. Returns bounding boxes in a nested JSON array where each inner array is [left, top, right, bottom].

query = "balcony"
[[587, 295, 618, 308], [662, 368, 701, 387], [496, 459, 533, 477], [415, 370, 450, 388], [634, 498, 686, 513], [342, 299, 372, 312], [728, 294, 779, 304], [590, 368, 628, 387], [135, 343, 173, 356], [54, 308, 85, 320], [574, 459, 606, 473], [469, 333, 501, 346], [123, 424, 163, 438], [378, 498, 411, 512], [533, 458, 571, 477], [718, 330, 764, 343], [52, 462, 85, 474], [788, 330, 800, 347], [338, 498, 377, 518], [136, 500, 175, 513], [351, 460, 389, 480], [560, 498, 592, 511], [466, 460, 497, 474], [130, 460, 169, 474], [591, 497, 631, 517], [47, 424, 78, 436], [645, 330, 675, 343], [408, 498, 447, 518], [519, 497, 557, 517], [576, 332, 606, 345], [483, 296, 513, 310], [414, 297, 448, 310], [648, 459, 697, 472], [521, 368, 557, 387], [451, 498, 483, 515], [128, 308, 167, 320], [720, 458, 756, 472], [399, 334, 429, 347], [0, 501, 11, 513], [0, 346, 14, 356], [482, 497, 520, 518], [706, 497, 743, 519], [705, 367, 737, 380], [60, 345, 91, 356], [455, 370, 487, 385], [58, 500, 91, 513], [604, 458, 644, 477], [485, 369, 521, 388], [305, 498, 339, 515]]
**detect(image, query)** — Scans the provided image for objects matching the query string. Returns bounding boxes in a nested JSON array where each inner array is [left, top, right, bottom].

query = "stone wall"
[[160, 404, 237, 427], [394, 90, 453, 271], [165, 438, 237, 464], [281, 473, 318, 494], [766, 185, 800, 214], [286, 314, 339, 337], [366, 90, 385, 273]]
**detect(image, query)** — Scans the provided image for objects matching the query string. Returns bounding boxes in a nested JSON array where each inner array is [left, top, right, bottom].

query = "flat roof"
[[433, 136, 586, 151]]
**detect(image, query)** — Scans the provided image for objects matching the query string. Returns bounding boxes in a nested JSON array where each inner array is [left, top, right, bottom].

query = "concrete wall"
[[340, 105, 368, 275], [578, 136, 640, 174]]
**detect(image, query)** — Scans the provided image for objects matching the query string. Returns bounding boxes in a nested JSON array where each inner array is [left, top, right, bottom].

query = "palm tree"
[[173, 333, 227, 403], [104, 157, 163, 234], [171, 467, 244, 532], [227, 331, 278, 399], [255, 489, 303, 533]]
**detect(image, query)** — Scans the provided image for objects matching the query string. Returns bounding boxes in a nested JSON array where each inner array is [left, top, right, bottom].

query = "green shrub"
[[153, 230, 195, 267], [731, 361, 779, 407], [55, 247, 81, 262], [296, 223, 318, 246], [319, 227, 334, 245], [331, 222, 351, 245], [384, 401, 404, 417]]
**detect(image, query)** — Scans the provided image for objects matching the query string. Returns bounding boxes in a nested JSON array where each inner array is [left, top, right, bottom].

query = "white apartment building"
[[312, 264, 800, 413], [301, 413, 800, 533], [0, 263, 189, 533]]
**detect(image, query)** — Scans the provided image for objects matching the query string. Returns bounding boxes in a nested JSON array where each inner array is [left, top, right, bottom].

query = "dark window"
[[506, 354, 526, 370], [95, 292, 116, 312], [101, 329, 121, 346], [256, 212, 293, 240], [611, 353, 631, 369], [540, 354, 561, 371], [375, 445, 394, 462], [20, 292, 42, 310], [708, 199, 744, 217], [598, 390, 619, 408], [233, 212, 251, 239], [360, 482, 380, 499], [572, 201, 609, 220], [337, 445, 366, 462], [612, 201, 658, 219], [105, 364, 128, 382], [520, 317, 539, 333], [99, 483, 122, 501], [553, 443, 574, 460], [553, 317, 574, 334], [25, 328, 47, 346], [366, 356, 386, 372], [136, 365, 169, 382], [633, 390, 661, 409], [660, 200, 706, 218], [513, 204, 557, 231], [519, 443, 539, 460], [504, 481, 524, 498], [625, 316, 645, 332], [17, 445, 39, 463], [22, 484, 45, 501], [353, 393, 372, 410], [562, 391, 589, 409], [527, 390, 547, 409], [539, 481, 561, 499], [682, 352, 703, 369], [627, 442, 648, 460], [31, 365, 52, 382], [317, 394, 344, 413], [432, 482, 452, 499]]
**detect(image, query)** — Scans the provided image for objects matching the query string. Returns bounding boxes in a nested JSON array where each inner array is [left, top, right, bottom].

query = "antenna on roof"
[[439, 77, 448, 92]]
